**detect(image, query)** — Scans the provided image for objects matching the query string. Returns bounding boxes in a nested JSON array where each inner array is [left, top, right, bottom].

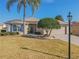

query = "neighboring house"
[[0, 24, 6, 32], [0, 24, 3, 30], [71, 22, 79, 35], [5, 18, 43, 35], [57, 21, 79, 36]]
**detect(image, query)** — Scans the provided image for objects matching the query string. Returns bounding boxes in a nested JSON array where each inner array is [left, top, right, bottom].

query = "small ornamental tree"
[[38, 18, 61, 36]]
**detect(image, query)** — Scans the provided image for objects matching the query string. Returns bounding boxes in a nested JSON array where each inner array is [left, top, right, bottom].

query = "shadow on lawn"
[[21, 34, 56, 40], [21, 35, 49, 40], [20, 47, 68, 59]]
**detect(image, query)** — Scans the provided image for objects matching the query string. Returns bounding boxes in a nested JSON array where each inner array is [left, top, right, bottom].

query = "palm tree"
[[6, 0, 40, 35]]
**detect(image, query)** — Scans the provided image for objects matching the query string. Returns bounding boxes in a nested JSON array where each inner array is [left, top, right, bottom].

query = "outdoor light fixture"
[[67, 12, 72, 59]]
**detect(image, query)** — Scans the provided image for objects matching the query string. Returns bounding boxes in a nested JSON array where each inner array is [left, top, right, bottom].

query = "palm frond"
[[33, 0, 40, 15], [28, 0, 32, 6], [31, 5, 35, 16], [28, 0, 40, 16], [6, 0, 17, 11], [17, 0, 23, 13]]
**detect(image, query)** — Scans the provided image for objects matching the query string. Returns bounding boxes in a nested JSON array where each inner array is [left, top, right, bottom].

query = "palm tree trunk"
[[23, 6, 26, 35]]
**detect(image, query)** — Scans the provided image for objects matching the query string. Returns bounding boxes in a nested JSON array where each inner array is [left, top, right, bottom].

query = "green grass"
[[0, 36, 79, 59]]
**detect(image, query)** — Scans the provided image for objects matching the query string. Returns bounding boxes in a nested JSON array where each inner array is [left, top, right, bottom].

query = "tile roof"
[[71, 22, 79, 26]]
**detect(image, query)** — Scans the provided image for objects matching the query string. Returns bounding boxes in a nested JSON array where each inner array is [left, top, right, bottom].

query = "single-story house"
[[4, 18, 79, 36], [5, 18, 44, 35], [5, 18, 69, 35]]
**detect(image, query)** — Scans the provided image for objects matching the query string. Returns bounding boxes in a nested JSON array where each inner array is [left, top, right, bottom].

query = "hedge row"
[[0, 32, 19, 36]]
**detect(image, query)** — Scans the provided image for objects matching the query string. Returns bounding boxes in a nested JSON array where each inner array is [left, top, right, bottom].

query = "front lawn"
[[0, 36, 79, 59]]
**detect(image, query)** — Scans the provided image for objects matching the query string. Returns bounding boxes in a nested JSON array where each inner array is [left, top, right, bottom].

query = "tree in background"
[[38, 18, 61, 36], [6, 0, 40, 35], [55, 15, 64, 21]]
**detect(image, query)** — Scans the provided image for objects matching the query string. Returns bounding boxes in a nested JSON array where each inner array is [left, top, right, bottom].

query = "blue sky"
[[0, 0, 79, 23]]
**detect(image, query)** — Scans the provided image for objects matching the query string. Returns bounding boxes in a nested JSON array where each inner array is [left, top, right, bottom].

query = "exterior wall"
[[6, 24, 29, 35], [66, 26, 69, 34], [0, 24, 7, 32], [24, 24, 29, 34], [71, 26, 79, 35], [6, 24, 14, 32], [28, 24, 35, 33], [0, 25, 3, 32], [0, 25, 3, 30], [51, 27, 65, 35], [0, 24, 6, 30], [6, 24, 11, 32], [6, 24, 22, 33], [42, 26, 69, 35], [36, 28, 44, 34]]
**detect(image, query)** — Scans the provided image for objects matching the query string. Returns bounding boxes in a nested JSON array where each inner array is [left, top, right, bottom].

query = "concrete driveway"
[[50, 34, 79, 45]]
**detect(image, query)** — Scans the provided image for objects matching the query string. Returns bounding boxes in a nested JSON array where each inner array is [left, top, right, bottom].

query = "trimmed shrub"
[[16, 32, 19, 35], [35, 32, 42, 35], [9, 32, 15, 35], [0, 33, 4, 36], [9, 32, 19, 35], [1, 30, 6, 33], [0, 32, 8, 36], [0, 32, 19, 36]]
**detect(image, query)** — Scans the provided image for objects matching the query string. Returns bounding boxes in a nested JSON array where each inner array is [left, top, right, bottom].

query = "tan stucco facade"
[[0, 25, 3, 30], [0, 24, 6, 32], [71, 25, 79, 35]]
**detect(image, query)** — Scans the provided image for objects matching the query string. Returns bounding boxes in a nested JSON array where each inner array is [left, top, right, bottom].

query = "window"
[[16, 24, 24, 32], [13, 25, 17, 31]]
